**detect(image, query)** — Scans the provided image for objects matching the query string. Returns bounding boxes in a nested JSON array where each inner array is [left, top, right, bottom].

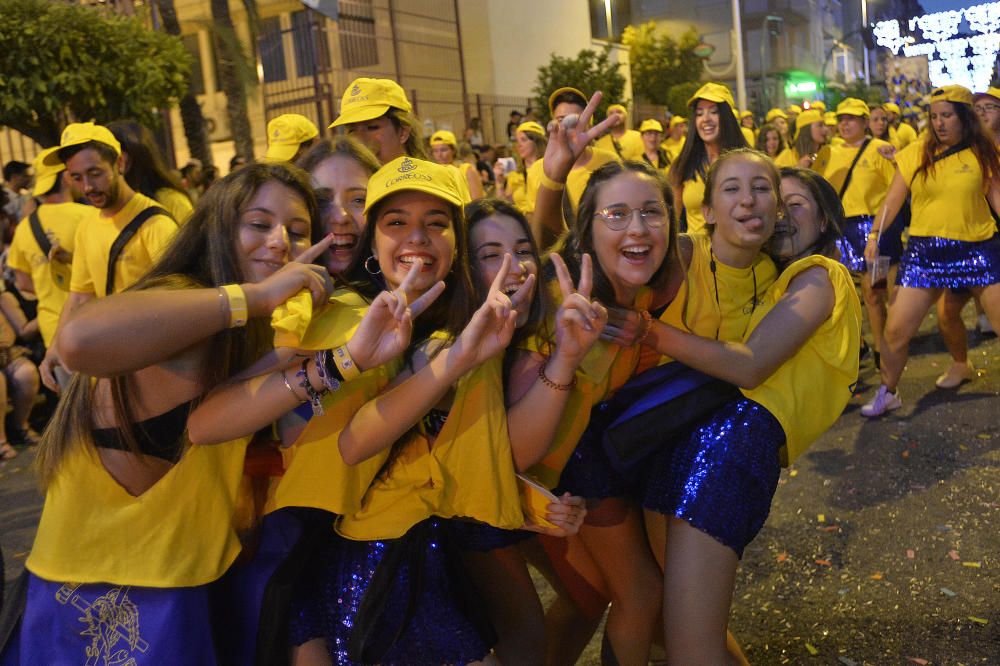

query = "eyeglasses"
[[593, 204, 668, 231], [975, 104, 1000, 113]]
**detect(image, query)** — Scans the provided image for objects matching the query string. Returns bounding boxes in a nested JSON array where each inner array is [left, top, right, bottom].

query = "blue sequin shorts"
[[897, 234, 1000, 289], [288, 518, 492, 665], [836, 214, 905, 272], [642, 398, 784, 558]]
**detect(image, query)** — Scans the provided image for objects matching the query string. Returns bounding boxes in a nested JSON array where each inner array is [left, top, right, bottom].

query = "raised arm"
[[644, 265, 835, 389]]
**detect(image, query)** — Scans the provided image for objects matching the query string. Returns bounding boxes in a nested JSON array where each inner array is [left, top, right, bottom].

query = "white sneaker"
[[935, 361, 975, 389], [976, 314, 994, 335], [861, 385, 902, 418]]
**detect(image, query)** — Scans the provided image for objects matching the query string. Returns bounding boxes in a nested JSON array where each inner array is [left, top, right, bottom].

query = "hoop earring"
[[364, 255, 381, 275]]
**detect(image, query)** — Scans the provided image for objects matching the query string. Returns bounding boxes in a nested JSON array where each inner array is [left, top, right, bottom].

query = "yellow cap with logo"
[[430, 130, 458, 148], [43, 122, 121, 166], [793, 109, 824, 140], [639, 119, 663, 133], [548, 87, 588, 115], [687, 82, 735, 110], [836, 98, 870, 118], [669, 115, 687, 129], [265, 114, 319, 161], [516, 121, 546, 137], [930, 85, 973, 106], [32, 147, 64, 196], [365, 156, 467, 214], [765, 108, 787, 122], [607, 103, 628, 116], [331, 78, 412, 128]]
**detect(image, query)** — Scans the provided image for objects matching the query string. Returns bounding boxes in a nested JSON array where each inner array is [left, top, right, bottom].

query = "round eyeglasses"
[[593, 204, 668, 231]]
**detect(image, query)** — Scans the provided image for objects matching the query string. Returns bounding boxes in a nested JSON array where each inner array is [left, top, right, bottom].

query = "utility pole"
[[733, 0, 747, 111]]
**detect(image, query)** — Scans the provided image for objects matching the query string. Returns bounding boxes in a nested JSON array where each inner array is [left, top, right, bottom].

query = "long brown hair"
[[915, 101, 1000, 183], [35, 163, 319, 487], [671, 99, 749, 189]]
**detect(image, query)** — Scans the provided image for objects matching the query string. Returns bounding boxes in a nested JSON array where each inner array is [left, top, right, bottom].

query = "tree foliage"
[[666, 81, 703, 117], [827, 80, 887, 109], [532, 46, 626, 123], [0, 0, 191, 146], [623, 21, 704, 107]]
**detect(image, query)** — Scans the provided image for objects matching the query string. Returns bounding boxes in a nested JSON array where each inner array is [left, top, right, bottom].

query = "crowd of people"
[[0, 72, 997, 666]]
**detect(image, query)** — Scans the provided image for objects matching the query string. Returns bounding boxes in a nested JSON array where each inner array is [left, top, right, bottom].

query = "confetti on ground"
[[948, 550, 960, 560], [776, 552, 788, 563], [817, 514, 825, 522], [805, 642, 819, 655], [902, 450, 910, 459], [968, 616, 989, 625], [940, 587, 956, 597], [789, 469, 798, 477], [976, 433, 991, 439], [889, 434, 900, 440], [962, 561, 982, 568], [906, 658, 929, 665], [820, 525, 840, 532], [815, 559, 832, 567], [870, 572, 884, 580], [907, 549, 915, 559], [837, 658, 858, 666]]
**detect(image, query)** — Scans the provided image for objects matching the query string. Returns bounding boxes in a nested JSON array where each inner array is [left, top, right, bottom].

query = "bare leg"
[[576, 498, 662, 665], [861, 273, 889, 354], [879, 287, 942, 390], [462, 545, 545, 666], [936, 290, 971, 364], [290, 638, 332, 666], [6, 358, 39, 433], [662, 518, 739, 666], [972, 283, 1000, 337]]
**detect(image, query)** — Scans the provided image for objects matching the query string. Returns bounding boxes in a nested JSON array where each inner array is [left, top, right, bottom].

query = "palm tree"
[[210, 0, 255, 161]]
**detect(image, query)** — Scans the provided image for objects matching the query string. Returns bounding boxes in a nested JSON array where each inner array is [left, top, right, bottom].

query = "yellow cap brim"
[[330, 103, 392, 129], [265, 142, 300, 162], [32, 172, 59, 197]]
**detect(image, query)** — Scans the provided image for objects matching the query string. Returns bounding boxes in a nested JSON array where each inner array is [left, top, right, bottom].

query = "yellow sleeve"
[[7, 220, 33, 273], [893, 141, 921, 185], [138, 214, 179, 265], [69, 220, 95, 294], [154, 188, 194, 224]]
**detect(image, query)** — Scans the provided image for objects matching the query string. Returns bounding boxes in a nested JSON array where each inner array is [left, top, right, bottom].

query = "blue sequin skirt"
[[450, 520, 533, 552], [289, 517, 493, 665], [642, 398, 784, 558], [897, 234, 1000, 288], [836, 214, 905, 272], [556, 400, 630, 499], [3, 573, 221, 665]]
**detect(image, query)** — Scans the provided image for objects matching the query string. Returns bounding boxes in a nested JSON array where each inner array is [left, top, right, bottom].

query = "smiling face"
[[703, 153, 778, 262], [641, 130, 662, 153], [470, 213, 538, 327], [764, 129, 781, 156], [515, 130, 538, 161], [372, 190, 456, 293], [772, 176, 823, 261], [346, 114, 408, 163], [590, 172, 669, 305], [310, 154, 371, 275], [236, 180, 312, 282], [695, 100, 721, 144], [930, 101, 963, 147], [838, 114, 867, 143]]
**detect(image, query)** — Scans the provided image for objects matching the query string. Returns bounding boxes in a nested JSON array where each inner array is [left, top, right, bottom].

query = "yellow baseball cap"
[[32, 147, 64, 196], [883, 102, 901, 116], [608, 104, 628, 116], [669, 116, 687, 129], [516, 121, 546, 137], [43, 122, 121, 166], [765, 108, 787, 122], [364, 156, 466, 214], [793, 109, 824, 139], [930, 85, 974, 106], [740, 110, 754, 120], [330, 78, 412, 128], [639, 119, 663, 133], [836, 98, 870, 118], [430, 130, 458, 148], [824, 111, 838, 126], [548, 87, 588, 115], [265, 114, 319, 161], [687, 82, 735, 110], [975, 87, 1000, 102], [786, 104, 802, 115], [810, 100, 826, 112]]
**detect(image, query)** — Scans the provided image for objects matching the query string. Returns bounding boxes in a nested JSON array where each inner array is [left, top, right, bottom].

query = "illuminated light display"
[[874, 2, 1000, 92]]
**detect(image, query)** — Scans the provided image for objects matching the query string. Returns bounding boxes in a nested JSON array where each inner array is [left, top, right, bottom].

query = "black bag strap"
[[838, 138, 872, 199], [909, 140, 971, 188], [104, 206, 170, 296], [28, 209, 52, 258]]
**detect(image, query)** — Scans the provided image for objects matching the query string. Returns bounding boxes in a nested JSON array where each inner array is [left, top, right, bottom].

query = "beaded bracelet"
[[538, 362, 576, 391], [296, 358, 327, 416], [636, 310, 654, 346], [314, 349, 343, 393]]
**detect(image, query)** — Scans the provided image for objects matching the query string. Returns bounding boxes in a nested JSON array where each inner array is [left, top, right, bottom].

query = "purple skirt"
[[897, 234, 1000, 288], [836, 214, 905, 272]]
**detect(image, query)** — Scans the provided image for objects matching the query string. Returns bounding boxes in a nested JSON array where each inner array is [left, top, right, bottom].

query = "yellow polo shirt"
[[821, 139, 896, 217]]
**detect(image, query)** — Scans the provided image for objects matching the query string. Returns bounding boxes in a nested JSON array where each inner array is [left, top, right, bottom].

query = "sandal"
[[0, 442, 17, 461], [8, 428, 40, 447]]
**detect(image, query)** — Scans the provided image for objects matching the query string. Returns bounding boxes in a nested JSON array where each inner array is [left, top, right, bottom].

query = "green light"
[[786, 81, 818, 95]]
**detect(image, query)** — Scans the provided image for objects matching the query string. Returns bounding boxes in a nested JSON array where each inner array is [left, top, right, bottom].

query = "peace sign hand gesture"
[[450, 254, 535, 371], [542, 91, 620, 184], [245, 233, 337, 316], [348, 257, 446, 372], [550, 253, 607, 363]]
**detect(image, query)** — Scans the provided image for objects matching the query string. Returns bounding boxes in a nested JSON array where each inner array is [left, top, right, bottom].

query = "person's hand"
[[492, 160, 506, 184], [40, 343, 63, 393], [863, 233, 880, 265], [542, 91, 619, 184], [877, 143, 897, 161], [523, 493, 587, 537], [551, 253, 606, 362], [346, 258, 445, 372], [601, 306, 645, 346], [243, 234, 337, 316], [450, 254, 533, 370], [47, 236, 72, 264]]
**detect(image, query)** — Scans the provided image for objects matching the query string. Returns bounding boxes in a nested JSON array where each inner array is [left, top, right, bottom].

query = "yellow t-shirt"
[[7, 202, 90, 346], [596, 129, 645, 161], [525, 148, 620, 215], [337, 355, 523, 540], [741, 256, 861, 466], [830, 136, 846, 147], [506, 170, 528, 213], [154, 186, 193, 224], [895, 122, 918, 150], [69, 192, 178, 296], [895, 141, 995, 241], [662, 136, 686, 161], [27, 435, 250, 587], [821, 139, 896, 217], [681, 174, 708, 234], [741, 126, 756, 147], [774, 145, 830, 172]]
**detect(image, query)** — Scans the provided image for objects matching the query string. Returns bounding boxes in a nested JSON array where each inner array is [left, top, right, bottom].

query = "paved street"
[[2, 306, 998, 665]]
